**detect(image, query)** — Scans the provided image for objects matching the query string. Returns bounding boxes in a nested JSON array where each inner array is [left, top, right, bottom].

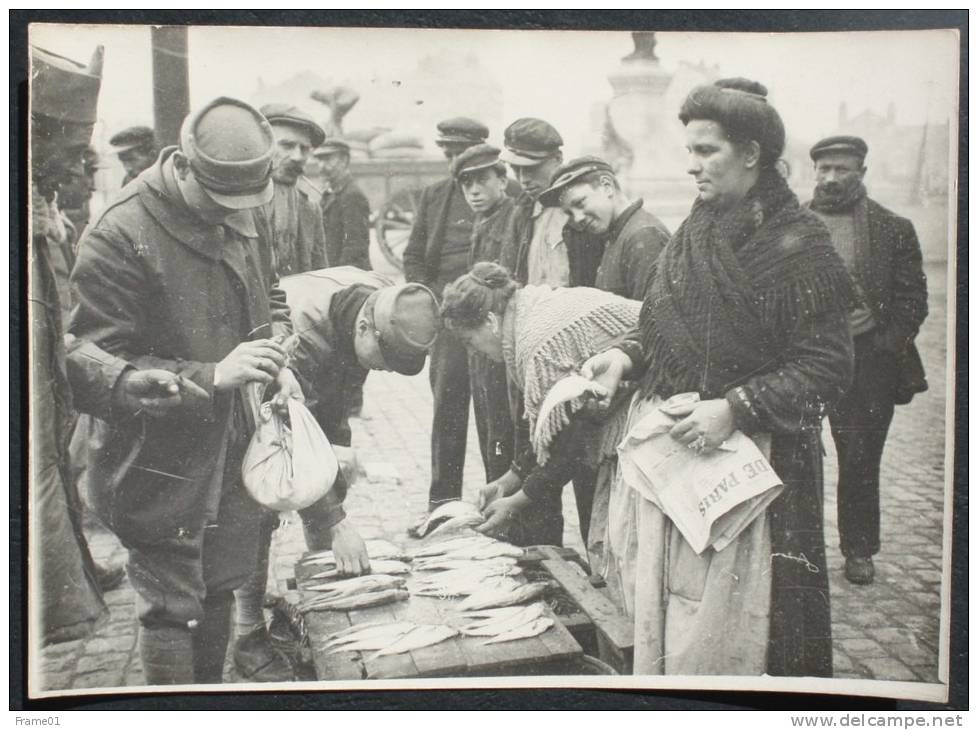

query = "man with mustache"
[[539, 156, 669, 301], [807, 135, 929, 586], [255, 104, 329, 276]]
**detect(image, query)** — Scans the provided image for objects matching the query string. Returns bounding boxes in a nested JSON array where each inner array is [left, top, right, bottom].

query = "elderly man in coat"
[[807, 135, 929, 585], [70, 97, 302, 685]]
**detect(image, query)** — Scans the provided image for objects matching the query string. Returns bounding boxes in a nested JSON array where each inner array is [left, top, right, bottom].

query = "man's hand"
[[328, 520, 370, 576], [477, 469, 523, 511], [580, 349, 633, 412], [476, 491, 531, 539], [213, 339, 286, 391], [669, 398, 736, 454], [270, 366, 304, 416], [115, 369, 209, 417]]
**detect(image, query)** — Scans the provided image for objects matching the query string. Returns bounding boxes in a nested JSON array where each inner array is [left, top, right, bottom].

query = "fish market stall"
[[286, 533, 586, 680]]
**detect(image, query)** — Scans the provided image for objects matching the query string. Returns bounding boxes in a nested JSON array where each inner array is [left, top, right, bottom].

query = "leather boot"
[[139, 624, 195, 685], [192, 592, 233, 684]]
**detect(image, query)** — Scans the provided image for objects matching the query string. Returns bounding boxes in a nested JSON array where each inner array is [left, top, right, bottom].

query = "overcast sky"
[[30, 24, 959, 157]]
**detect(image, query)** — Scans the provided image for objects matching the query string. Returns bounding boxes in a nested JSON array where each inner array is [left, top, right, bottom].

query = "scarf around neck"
[[810, 179, 868, 215], [639, 168, 854, 400]]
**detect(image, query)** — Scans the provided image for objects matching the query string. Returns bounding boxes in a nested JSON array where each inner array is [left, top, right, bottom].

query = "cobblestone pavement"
[[35, 262, 952, 693]]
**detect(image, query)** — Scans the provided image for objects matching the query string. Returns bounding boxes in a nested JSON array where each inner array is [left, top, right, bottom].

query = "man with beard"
[[807, 135, 929, 586], [312, 138, 372, 271], [254, 104, 329, 276], [108, 126, 158, 187], [498, 118, 569, 287], [539, 156, 670, 300]]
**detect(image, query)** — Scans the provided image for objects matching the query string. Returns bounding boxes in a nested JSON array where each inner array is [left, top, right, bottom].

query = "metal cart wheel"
[[374, 187, 420, 272]]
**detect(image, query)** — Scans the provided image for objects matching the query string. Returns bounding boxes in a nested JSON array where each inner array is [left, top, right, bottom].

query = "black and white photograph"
[[19, 15, 962, 706]]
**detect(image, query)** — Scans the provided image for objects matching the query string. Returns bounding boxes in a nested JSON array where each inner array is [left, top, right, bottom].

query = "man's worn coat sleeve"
[[886, 215, 929, 344], [401, 187, 429, 284]]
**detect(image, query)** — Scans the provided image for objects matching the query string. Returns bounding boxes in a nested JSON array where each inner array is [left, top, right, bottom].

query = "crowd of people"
[[30, 42, 929, 686]]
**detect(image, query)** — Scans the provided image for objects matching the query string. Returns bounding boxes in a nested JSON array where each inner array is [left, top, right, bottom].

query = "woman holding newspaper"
[[580, 78, 855, 677]]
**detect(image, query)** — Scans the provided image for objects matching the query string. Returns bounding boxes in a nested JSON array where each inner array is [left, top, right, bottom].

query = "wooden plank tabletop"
[[293, 552, 582, 680]]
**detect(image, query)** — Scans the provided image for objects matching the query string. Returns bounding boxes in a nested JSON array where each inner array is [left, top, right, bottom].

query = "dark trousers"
[[829, 333, 896, 559], [427, 328, 471, 507], [469, 352, 514, 483]]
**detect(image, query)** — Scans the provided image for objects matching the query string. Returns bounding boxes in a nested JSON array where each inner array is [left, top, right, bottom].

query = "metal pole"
[[151, 26, 190, 147]]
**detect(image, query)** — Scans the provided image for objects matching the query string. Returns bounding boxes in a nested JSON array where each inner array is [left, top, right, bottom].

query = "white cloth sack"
[[616, 392, 783, 554], [242, 386, 338, 511]]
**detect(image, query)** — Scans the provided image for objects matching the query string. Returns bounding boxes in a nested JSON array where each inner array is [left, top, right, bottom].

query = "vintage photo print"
[[23, 20, 960, 704]]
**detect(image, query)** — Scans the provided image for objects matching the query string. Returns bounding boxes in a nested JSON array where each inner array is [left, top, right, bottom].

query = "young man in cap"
[[401, 117, 492, 532], [807, 135, 928, 586], [232, 269, 440, 680], [312, 138, 372, 271], [539, 155, 670, 301], [108, 125, 158, 186], [451, 144, 517, 483], [30, 44, 196, 647], [498, 117, 570, 287], [70, 96, 302, 684], [254, 103, 329, 276]]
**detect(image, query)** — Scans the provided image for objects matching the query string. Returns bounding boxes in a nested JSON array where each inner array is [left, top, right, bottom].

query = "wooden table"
[[293, 557, 584, 680]]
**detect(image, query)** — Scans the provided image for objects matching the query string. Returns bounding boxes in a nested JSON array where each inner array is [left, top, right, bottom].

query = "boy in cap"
[[498, 117, 570, 287], [254, 103, 329, 276], [109, 125, 158, 186], [451, 144, 517, 483], [401, 117, 491, 532], [70, 96, 302, 684], [539, 155, 669, 300], [312, 137, 372, 271], [807, 135, 928, 585], [232, 269, 440, 680]]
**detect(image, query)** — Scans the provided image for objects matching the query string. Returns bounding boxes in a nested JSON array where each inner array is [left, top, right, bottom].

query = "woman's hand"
[[476, 491, 531, 539], [580, 349, 633, 410], [669, 398, 737, 454], [477, 469, 523, 511]]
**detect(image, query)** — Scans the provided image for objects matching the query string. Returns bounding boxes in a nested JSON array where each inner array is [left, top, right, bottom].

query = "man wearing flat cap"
[[498, 117, 571, 287], [540, 155, 669, 300], [312, 138, 372, 271], [70, 96, 302, 684], [451, 144, 517, 483], [807, 135, 928, 586], [252, 103, 329, 277], [233, 268, 440, 680], [109, 125, 158, 186], [402, 117, 497, 531]]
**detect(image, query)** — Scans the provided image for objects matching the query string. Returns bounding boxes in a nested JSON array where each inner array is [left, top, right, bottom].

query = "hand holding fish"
[[579, 348, 633, 411], [477, 469, 522, 511], [476, 491, 531, 538], [328, 520, 371, 576]]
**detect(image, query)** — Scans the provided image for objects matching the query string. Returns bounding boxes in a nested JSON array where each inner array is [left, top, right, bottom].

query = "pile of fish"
[[299, 539, 408, 566], [457, 602, 554, 644], [457, 580, 550, 611], [410, 500, 486, 539], [308, 559, 410, 581], [325, 621, 459, 660], [410, 534, 524, 563], [296, 539, 413, 613]]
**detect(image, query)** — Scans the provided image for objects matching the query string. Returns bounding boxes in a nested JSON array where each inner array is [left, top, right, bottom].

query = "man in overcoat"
[[69, 96, 302, 684], [808, 135, 929, 585], [313, 138, 372, 271]]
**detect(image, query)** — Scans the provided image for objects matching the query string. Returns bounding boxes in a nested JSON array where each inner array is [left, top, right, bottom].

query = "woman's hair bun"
[[470, 261, 512, 289], [715, 77, 768, 99]]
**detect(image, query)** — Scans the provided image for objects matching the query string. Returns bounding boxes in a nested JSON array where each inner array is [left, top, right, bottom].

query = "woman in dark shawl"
[[581, 78, 854, 677]]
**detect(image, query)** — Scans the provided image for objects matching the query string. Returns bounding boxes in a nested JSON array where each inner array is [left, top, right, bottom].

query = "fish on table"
[[456, 581, 549, 612], [300, 539, 408, 565], [297, 587, 409, 613], [457, 602, 548, 636], [301, 573, 407, 595], [412, 573, 522, 599], [411, 556, 518, 573], [480, 617, 554, 645], [366, 624, 459, 661], [411, 501, 483, 538], [308, 559, 411, 580]]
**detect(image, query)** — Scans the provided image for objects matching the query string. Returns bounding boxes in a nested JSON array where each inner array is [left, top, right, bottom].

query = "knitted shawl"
[[502, 285, 641, 463], [638, 168, 855, 400]]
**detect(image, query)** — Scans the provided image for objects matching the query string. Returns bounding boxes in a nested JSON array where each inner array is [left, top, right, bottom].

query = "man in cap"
[[70, 96, 302, 684], [254, 103, 329, 276], [451, 144, 517, 483], [232, 268, 440, 680], [109, 125, 158, 186], [312, 137, 372, 271], [400, 117, 492, 531], [807, 135, 928, 586], [539, 155, 670, 300], [30, 45, 199, 647], [498, 118, 570, 287]]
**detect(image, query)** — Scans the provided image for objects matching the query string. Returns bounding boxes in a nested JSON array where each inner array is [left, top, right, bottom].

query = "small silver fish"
[[457, 582, 548, 612], [480, 617, 554, 645], [324, 621, 417, 648], [409, 535, 497, 559], [413, 501, 483, 538], [309, 559, 411, 580], [302, 574, 406, 595], [327, 622, 418, 653], [300, 539, 407, 564], [367, 624, 459, 660], [297, 587, 409, 613], [423, 514, 483, 540], [412, 557, 518, 573], [459, 602, 548, 636]]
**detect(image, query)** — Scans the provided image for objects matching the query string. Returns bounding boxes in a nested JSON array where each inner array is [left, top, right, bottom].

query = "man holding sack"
[[232, 267, 441, 681]]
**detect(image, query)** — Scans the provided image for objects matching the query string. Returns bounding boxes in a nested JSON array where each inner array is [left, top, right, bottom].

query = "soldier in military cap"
[[540, 155, 669, 300], [807, 135, 929, 586], [498, 117, 570, 287], [233, 269, 440, 680], [253, 103, 329, 277], [451, 144, 517, 483], [313, 138, 372, 271], [70, 96, 302, 684], [109, 125, 158, 186]]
